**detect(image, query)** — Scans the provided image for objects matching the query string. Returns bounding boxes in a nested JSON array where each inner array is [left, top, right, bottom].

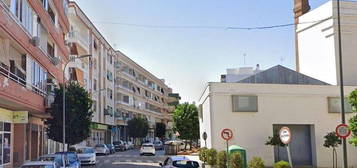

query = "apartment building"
[[115, 51, 176, 142], [68, 2, 116, 146], [0, 0, 69, 167]]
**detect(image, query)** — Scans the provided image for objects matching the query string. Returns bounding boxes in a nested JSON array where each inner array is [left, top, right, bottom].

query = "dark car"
[[113, 141, 126, 151], [106, 144, 115, 154]]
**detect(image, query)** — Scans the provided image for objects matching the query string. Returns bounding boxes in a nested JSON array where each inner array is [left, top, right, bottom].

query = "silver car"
[[77, 147, 96, 165], [160, 156, 200, 168], [94, 144, 110, 155]]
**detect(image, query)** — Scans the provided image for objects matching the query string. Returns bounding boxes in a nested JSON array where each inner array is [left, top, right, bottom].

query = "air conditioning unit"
[[30, 36, 40, 47], [45, 94, 55, 108], [51, 57, 60, 65]]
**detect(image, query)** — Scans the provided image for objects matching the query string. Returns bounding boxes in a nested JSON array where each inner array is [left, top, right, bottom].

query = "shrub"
[[206, 148, 217, 165], [199, 147, 208, 162], [230, 152, 243, 168], [248, 157, 265, 168], [217, 151, 227, 168], [273, 161, 290, 168]]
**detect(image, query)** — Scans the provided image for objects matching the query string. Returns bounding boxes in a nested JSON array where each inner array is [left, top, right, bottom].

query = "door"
[[273, 125, 313, 167]]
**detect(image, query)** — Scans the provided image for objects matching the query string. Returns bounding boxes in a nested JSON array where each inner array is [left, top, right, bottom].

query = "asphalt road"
[[84, 149, 167, 168]]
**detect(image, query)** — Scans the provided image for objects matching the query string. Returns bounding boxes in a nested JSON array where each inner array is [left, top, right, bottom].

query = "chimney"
[[294, 0, 310, 72], [294, 0, 311, 24]]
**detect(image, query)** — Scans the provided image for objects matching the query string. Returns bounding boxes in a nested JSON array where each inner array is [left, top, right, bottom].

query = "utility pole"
[[336, 0, 348, 167]]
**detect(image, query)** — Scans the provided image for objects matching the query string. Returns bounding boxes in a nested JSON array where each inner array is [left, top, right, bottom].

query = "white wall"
[[297, 1, 357, 86], [199, 82, 357, 167]]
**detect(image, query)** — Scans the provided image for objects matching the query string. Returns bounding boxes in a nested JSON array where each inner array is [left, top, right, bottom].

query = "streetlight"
[[62, 54, 92, 152], [336, 0, 348, 167]]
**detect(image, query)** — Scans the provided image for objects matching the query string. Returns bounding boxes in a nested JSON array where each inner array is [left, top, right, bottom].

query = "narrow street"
[[87, 149, 167, 168]]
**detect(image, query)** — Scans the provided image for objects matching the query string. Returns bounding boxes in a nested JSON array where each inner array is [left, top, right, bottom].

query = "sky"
[[73, 0, 330, 103]]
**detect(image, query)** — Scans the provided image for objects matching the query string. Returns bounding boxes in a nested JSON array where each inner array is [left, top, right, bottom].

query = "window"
[[40, 0, 48, 10], [328, 97, 353, 113], [232, 95, 258, 112], [107, 70, 113, 81], [123, 95, 129, 104], [92, 101, 97, 112], [10, 0, 34, 35], [93, 79, 97, 91], [0, 122, 11, 165], [107, 89, 113, 100], [30, 59, 47, 93], [47, 5, 55, 24]]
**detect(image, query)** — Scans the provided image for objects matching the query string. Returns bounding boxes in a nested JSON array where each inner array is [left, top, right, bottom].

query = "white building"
[[221, 64, 262, 83], [296, 0, 357, 85], [199, 65, 357, 167]]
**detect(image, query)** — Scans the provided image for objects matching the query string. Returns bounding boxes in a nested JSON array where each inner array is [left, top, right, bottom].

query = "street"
[[87, 149, 167, 168]]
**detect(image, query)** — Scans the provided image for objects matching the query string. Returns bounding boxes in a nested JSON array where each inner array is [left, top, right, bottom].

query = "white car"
[[159, 156, 200, 168], [21, 161, 59, 168], [77, 147, 96, 165], [140, 143, 155, 156], [94, 144, 110, 155]]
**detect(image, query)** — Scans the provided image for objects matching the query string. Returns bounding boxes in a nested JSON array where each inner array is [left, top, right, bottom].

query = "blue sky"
[[73, 0, 329, 103]]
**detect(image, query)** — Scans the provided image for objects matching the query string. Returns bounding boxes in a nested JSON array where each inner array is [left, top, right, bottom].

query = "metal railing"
[[68, 31, 90, 49], [0, 63, 47, 97]]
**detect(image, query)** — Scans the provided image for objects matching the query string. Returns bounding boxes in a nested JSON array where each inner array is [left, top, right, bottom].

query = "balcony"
[[68, 31, 90, 54]]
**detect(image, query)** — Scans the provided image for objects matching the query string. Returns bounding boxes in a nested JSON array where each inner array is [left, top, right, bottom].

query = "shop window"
[[0, 122, 11, 165], [232, 95, 258, 112]]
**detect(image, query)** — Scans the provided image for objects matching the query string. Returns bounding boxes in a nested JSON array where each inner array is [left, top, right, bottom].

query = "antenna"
[[243, 53, 247, 65], [280, 56, 285, 65]]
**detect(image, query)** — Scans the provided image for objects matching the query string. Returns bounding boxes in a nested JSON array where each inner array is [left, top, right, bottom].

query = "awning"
[[74, 68, 84, 86]]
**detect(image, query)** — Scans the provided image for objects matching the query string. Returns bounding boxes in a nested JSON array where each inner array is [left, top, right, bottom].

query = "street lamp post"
[[336, 0, 348, 167], [62, 54, 91, 152]]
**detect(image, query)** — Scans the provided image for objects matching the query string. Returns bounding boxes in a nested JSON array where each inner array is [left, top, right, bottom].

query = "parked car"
[[154, 141, 164, 150], [21, 161, 59, 168], [77, 147, 96, 165], [94, 144, 110, 155], [127, 141, 134, 149], [159, 156, 200, 168], [113, 141, 126, 151], [55, 152, 81, 168], [140, 143, 155, 156], [106, 144, 116, 154], [38, 154, 70, 168]]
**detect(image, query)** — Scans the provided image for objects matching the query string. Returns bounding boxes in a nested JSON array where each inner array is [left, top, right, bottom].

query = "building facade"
[[0, 0, 70, 167], [296, 0, 357, 85], [199, 82, 357, 167], [67, 2, 115, 146], [114, 51, 175, 143]]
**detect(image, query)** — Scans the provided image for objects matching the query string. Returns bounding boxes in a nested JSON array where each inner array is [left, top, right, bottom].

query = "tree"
[[323, 131, 341, 168], [46, 82, 93, 146], [155, 122, 166, 140], [127, 117, 149, 139], [349, 90, 357, 146], [173, 103, 199, 150]]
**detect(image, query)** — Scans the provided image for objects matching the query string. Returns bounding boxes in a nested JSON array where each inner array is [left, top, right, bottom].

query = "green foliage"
[[217, 151, 227, 168], [206, 148, 217, 166], [173, 103, 199, 141], [273, 161, 290, 168], [248, 157, 265, 168], [323, 132, 341, 148], [230, 152, 243, 168], [46, 82, 93, 145], [127, 117, 149, 138], [349, 90, 357, 146], [155, 122, 166, 139], [265, 132, 286, 147], [199, 147, 208, 162]]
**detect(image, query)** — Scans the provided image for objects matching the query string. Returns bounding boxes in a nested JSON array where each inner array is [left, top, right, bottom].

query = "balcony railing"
[[0, 62, 46, 97], [68, 31, 90, 49]]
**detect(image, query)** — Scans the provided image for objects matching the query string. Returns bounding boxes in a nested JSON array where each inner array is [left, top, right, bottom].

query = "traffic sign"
[[202, 132, 207, 140], [336, 124, 351, 138], [221, 128, 233, 141], [279, 127, 292, 145]]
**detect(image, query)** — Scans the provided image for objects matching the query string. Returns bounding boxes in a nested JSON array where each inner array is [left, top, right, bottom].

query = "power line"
[[92, 17, 331, 30]]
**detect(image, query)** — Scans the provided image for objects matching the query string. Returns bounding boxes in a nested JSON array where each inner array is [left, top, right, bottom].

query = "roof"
[[169, 156, 190, 161], [22, 161, 55, 166], [237, 65, 330, 85]]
